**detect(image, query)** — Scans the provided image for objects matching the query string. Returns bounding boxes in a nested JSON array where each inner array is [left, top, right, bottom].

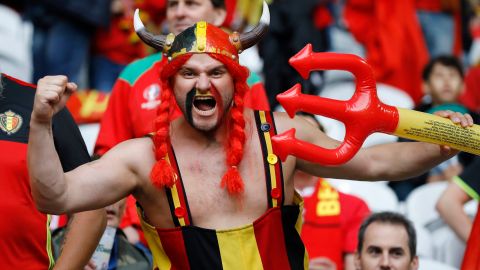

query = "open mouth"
[[193, 95, 217, 115]]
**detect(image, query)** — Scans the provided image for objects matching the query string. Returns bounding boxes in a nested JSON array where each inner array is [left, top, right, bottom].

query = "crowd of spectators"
[[1, 0, 480, 269]]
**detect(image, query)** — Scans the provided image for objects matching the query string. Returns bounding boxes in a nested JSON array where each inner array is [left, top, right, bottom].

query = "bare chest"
[[171, 139, 270, 228]]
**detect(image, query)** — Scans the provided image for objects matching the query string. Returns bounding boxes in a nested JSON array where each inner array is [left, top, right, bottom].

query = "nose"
[[196, 74, 211, 93], [173, 2, 186, 17], [379, 253, 391, 270]]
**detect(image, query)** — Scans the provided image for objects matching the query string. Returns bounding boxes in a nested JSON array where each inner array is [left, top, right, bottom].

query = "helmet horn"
[[237, 1, 270, 51], [134, 9, 169, 52]]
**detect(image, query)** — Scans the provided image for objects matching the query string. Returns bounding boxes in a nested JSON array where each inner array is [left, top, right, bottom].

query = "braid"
[[210, 54, 250, 196], [150, 55, 191, 189]]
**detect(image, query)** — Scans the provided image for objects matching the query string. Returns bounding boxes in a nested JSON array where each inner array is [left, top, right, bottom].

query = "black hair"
[[0, 74, 3, 97], [357, 211, 417, 259], [211, 0, 225, 8], [422, 55, 464, 81]]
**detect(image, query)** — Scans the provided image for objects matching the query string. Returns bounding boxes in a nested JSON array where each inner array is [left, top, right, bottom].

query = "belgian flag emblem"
[[0, 110, 23, 135]]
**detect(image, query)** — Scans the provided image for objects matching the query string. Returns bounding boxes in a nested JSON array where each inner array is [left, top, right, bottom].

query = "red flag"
[[461, 203, 480, 270]]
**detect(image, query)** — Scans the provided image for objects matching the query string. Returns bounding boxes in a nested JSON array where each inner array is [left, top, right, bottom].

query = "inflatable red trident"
[[271, 44, 480, 165]]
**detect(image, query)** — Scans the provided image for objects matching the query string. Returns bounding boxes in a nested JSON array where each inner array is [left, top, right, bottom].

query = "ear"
[[212, 8, 227, 26], [410, 255, 419, 270], [354, 251, 362, 270], [422, 81, 430, 95]]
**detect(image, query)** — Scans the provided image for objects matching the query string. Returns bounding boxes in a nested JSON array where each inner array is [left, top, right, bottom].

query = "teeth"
[[193, 106, 216, 116], [194, 96, 214, 100]]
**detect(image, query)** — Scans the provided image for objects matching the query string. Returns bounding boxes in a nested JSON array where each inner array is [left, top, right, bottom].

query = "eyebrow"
[[366, 246, 382, 252], [179, 64, 227, 73], [366, 245, 406, 252], [389, 247, 405, 254]]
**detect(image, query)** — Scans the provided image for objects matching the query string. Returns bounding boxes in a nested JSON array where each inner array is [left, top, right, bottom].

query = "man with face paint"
[[94, 0, 267, 244], [28, 3, 475, 269], [94, 0, 266, 156]]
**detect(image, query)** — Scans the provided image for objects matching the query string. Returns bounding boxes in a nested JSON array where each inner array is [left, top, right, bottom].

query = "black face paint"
[[185, 87, 196, 126]]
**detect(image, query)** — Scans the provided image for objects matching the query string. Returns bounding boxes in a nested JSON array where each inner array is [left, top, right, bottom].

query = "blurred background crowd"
[[1, 0, 480, 269]]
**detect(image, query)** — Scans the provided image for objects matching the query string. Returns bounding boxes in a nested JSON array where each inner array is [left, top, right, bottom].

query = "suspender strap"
[[254, 110, 285, 208], [165, 143, 193, 227]]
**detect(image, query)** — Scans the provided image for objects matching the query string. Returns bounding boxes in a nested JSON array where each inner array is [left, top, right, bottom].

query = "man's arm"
[[437, 155, 480, 242], [28, 76, 139, 214], [54, 210, 107, 270], [436, 181, 472, 242]]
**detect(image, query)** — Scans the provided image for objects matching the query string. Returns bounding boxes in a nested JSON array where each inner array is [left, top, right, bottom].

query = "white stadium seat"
[[405, 182, 475, 268], [79, 123, 101, 156], [418, 257, 458, 270], [0, 4, 33, 82], [327, 179, 399, 213]]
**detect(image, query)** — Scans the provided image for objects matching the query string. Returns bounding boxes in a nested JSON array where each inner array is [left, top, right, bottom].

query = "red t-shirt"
[[345, 0, 429, 104], [415, 0, 442, 11], [301, 179, 371, 269], [0, 74, 91, 269], [460, 67, 480, 113]]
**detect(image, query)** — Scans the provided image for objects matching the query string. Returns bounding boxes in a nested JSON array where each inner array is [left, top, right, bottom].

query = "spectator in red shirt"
[[89, 0, 167, 92], [295, 113, 371, 270], [0, 73, 106, 270], [298, 177, 371, 270]]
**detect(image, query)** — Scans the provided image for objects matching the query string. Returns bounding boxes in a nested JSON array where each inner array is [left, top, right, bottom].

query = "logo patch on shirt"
[[141, 84, 161, 110], [0, 110, 23, 135]]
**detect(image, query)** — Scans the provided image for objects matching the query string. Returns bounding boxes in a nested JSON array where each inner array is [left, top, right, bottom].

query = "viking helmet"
[[134, 1, 270, 61]]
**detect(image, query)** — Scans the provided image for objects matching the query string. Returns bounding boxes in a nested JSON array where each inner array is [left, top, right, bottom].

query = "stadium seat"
[[0, 4, 33, 82], [79, 123, 101, 156], [405, 182, 448, 228], [327, 179, 399, 212], [418, 257, 458, 270], [405, 182, 474, 268], [416, 226, 434, 258]]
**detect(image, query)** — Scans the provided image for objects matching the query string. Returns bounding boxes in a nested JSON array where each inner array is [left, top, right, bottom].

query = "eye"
[[367, 247, 382, 257], [185, 0, 199, 7], [167, 0, 178, 8], [210, 68, 226, 78], [180, 69, 196, 78], [391, 249, 405, 258]]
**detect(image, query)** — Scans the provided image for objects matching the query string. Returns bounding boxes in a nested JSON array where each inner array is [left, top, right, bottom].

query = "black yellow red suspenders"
[[253, 110, 285, 208], [165, 110, 284, 226], [165, 142, 193, 226]]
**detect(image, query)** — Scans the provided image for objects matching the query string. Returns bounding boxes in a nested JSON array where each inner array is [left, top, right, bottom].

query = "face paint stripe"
[[211, 85, 224, 117], [185, 88, 196, 126]]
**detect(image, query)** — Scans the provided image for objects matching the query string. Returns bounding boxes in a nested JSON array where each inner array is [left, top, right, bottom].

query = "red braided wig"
[[150, 55, 192, 189], [150, 53, 250, 197]]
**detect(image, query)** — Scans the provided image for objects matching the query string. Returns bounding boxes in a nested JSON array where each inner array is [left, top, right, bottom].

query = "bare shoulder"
[[100, 137, 156, 173]]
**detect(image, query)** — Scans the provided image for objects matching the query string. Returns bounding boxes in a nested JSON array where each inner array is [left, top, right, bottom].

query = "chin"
[[189, 109, 224, 132], [192, 121, 219, 132]]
